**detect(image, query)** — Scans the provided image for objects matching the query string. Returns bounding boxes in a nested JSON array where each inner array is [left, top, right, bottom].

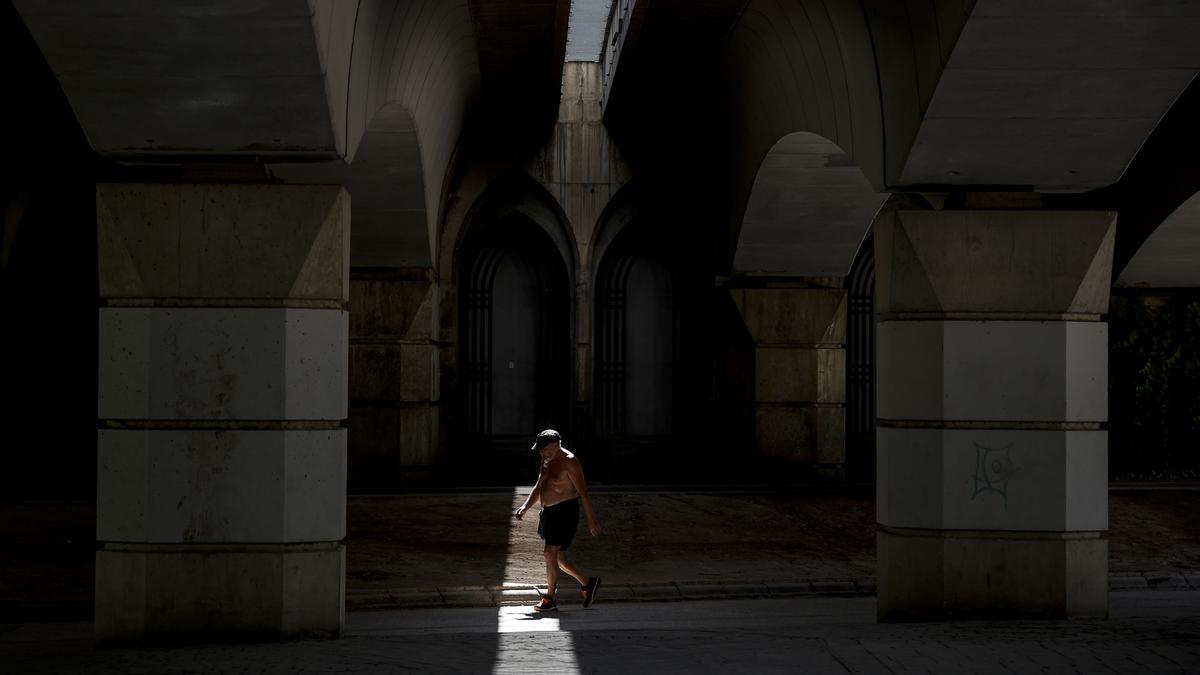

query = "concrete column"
[[96, 184, 349, 641], [730, 288, 847, 477], [874, 209, 1115, 620], [348, 269, 440, 488]]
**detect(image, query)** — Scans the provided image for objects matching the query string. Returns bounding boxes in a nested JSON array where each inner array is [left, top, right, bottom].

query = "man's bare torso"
[[539, 449, 579, 507]]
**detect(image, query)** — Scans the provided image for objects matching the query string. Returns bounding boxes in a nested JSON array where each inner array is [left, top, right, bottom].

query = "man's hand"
[[588, 520, 601, 536], [514, 505, 528, 520]]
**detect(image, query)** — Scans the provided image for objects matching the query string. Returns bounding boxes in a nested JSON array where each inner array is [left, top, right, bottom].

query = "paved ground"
[[2, 592, 1198, 673], [346, 487, 1199, 608], [2, 487, 1198, 618]]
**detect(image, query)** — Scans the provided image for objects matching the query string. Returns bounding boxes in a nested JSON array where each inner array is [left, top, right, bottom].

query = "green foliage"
[[1109, 294, 1200, 478]]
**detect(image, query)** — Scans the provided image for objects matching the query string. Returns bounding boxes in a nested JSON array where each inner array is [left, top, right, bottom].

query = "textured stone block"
[[877, 320, 1107, 423], [99, 307, 348, 421], [349, 277, 436, 339], [875, 210, 1116, 316], [97, 429, 346, 543], [877, 427, 1107, 532], [754, 406, 843, 464], [877, 529, 1107, 620], [730, 288, 847, 344], [755, 347, 845, 403], [95, 544, 344, 642], [98, 184, 349, 302], [399, 343, 439, 402], [398, 406, 438, 466], [350, 344, 404, 402]]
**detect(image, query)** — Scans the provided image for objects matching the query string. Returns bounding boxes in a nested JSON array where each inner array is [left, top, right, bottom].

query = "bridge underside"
[[3, 0, 1200, 641]]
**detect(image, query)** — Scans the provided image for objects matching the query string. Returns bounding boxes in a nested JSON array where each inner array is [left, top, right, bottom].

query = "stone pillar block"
[[348, 272, 440, 479], [96, 183, 349, 642], [877, 530, 1107, 620], [732, 288, 848, 474], [95, 544, 344, 642], [874, 208, 1115, 621]]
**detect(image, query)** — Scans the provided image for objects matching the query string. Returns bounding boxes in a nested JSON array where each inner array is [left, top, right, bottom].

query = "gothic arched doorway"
[[594, 223, 705, 477], [459, 213, 571, 460]]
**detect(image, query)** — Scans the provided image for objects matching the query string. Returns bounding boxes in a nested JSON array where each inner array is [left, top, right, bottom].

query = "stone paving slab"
[[3, 592, 1199, 674]]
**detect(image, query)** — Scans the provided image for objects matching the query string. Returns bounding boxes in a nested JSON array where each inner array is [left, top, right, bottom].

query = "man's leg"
[[557, 552, 589, 586], [543, 545, 561, 597]]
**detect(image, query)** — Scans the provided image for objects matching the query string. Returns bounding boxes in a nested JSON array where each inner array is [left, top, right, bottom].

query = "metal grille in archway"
[[460, 215, 570, 458], [846, 236, 875, 482]]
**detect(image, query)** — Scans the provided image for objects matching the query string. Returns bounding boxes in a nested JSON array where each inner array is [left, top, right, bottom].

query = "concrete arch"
[[587, 181, 645, 285], [271, 104, 430, 267], [310, 0, 481, 267], [448, 174, 579, 290], [710, 0, 966, 273], [733, 131, 887, 277], [714, 0, 975, 194], [1116, 190, 1200, 289]]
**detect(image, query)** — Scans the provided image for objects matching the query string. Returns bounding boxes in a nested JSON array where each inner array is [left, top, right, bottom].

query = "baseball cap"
[[530, 429, 561, 451]]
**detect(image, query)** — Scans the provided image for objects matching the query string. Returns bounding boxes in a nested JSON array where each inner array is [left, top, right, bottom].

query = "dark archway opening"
[[458, 212, 571, 479], [593, 221, 709, 481]]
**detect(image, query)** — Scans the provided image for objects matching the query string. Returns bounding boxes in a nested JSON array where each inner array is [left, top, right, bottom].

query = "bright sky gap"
[[565, 0, 614, 62]]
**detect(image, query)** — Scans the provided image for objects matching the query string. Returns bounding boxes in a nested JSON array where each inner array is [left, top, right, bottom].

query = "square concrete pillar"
[[348, 272, 440, 486], [874, 209, 1115, 620], [730, 288, 847, 476], [96, 183, 349, 642]]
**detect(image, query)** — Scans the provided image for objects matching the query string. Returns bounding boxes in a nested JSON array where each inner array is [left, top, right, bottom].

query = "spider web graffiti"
[[972, 442, 1013, 507]]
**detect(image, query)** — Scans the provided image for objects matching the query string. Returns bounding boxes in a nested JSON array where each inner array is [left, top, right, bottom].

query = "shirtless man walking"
[[514, 429, 601, 612]]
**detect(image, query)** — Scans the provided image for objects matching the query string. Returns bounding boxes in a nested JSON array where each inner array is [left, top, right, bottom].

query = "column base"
[[96, 543, 344, 643], [877, 528, 1107, 621]]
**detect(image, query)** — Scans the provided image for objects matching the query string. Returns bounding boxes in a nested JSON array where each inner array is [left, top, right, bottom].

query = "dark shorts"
[[538, 498, 580, 550]]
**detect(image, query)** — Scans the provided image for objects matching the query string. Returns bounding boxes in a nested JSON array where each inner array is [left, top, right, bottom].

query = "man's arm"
[[514, 464, 547, 520], [566, 459, 601, 536]]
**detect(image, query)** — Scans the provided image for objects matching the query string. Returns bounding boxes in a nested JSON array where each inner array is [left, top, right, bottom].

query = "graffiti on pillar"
[[972, 442, 1014, 507]]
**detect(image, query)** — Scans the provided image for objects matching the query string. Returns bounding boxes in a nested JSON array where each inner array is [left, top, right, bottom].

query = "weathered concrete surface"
[[12, 0, 338, 156], [348, 272, 441, 487], [95, 183, 350, 642], [97, 430, 345, 543], [99, 308, 347, 420], [729, 289, 847, 344], [97, 184, 349, 302], [94, 544, 344, 642], [874, 208, 1115, 620], [877, 530, 1107, 620], [898, 2, 1200, 189], [877, 428, 1107, 533], [875, 210, 1116, 316], [877, 321, 1107, 422], [731, 289, 848, 473], [529, 61, 631, 270]]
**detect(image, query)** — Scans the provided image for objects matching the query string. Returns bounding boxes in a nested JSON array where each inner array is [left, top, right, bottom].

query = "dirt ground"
[[2, 489, 1197, 620]]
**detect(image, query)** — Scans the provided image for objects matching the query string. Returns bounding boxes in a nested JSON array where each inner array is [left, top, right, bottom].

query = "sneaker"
[[581, 577, 601, 608], [533, 594, 558, 612]]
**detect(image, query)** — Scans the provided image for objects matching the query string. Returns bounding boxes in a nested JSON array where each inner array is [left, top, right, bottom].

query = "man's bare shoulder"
[[561, 448, 576, 461]]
